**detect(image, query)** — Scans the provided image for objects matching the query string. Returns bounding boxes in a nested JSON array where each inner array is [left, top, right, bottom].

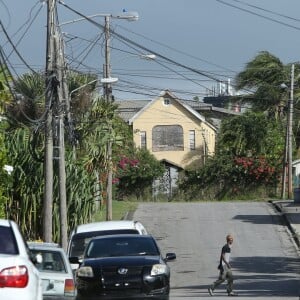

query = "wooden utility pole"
[[56, 33, 69, 250], [43, 0, 56, 242], [287, 64, 294, 199], [44, 0, 69, 248], [104, 16, 113, 221]]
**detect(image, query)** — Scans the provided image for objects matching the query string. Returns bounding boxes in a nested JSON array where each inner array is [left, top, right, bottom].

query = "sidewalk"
[[272, 200, 300, 249]]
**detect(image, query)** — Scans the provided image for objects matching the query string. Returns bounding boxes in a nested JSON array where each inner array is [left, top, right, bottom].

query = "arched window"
[[152, 125, 183, 151]]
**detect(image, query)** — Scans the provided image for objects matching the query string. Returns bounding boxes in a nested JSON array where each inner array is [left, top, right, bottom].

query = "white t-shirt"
[[221, 244, 231, 269]]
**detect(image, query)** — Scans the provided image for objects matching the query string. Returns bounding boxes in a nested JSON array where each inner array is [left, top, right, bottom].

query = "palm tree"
[[235, 51, 300, 119], [3, 70, 100, 241]]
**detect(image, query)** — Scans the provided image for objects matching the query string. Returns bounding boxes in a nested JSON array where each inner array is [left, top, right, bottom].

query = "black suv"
[[72, 234, 176, 300]]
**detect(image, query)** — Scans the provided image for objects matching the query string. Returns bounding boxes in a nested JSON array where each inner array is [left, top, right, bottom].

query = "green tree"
[[235, 51, 300, 119], [179, 112, 284, 200], [3, 71, 100, 240], [0, 66, 12, 114], [0, 123, 9, 218], [217, 111, 284, 157]]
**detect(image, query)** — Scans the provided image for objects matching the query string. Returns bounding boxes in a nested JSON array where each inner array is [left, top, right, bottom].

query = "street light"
[[60, 10, 139, 220], [59, 11, 139, 27]]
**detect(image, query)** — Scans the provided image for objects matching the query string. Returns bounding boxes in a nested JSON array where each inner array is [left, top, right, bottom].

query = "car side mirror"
[[165, 252, 176, 261]]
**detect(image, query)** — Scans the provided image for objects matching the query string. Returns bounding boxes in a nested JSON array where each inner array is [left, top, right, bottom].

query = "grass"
[[94, 200, 139, 221]]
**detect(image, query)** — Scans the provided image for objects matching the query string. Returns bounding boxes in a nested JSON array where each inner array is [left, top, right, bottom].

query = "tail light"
[[64, 278, 75, 296], [0, 265, 29, 288]]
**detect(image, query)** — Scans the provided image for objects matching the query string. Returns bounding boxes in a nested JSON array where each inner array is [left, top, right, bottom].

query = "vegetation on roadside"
[[1, 51, 300, 241], [179, 52, 300, 201], [94, 200, 138, 221]]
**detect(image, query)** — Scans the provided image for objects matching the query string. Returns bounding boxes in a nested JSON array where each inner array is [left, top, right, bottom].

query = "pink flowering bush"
[[233, 156, 278, 184], [114, 149, 164, 200]]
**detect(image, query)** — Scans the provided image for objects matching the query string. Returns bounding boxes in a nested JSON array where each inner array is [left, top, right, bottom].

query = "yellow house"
[[121, 90, 217, 170]]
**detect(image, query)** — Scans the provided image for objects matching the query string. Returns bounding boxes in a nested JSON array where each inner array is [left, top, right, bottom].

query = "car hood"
[[83, 256, 162, 267]]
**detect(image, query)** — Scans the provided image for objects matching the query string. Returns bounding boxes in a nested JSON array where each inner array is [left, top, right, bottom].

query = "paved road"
[[133, 201, 300, 300]]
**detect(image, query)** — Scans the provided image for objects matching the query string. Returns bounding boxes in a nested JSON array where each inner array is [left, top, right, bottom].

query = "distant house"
[[116, 90, 240, 198], [117, 90, 217, 168]]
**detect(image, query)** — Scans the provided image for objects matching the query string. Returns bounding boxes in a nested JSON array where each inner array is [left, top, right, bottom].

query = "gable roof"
[[115, 90, 240, 128], [128, 90, 218, 130]]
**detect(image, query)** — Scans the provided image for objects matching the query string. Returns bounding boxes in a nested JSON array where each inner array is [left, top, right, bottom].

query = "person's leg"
[[226, 270, 236, 295], [211, 271, 226, 290]]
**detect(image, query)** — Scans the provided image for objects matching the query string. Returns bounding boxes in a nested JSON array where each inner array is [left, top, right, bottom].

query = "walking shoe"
[[228, 291, 238, 296], [208, 287, 214, 296]]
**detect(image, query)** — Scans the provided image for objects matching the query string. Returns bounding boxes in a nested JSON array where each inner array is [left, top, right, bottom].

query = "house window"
[[189, 130, 195, 150], [140, 131, 146, 149], [152, 125, 184, 152], [163, 98, 170, 106]]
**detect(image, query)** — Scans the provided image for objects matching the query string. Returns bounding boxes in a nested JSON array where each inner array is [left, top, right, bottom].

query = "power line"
[[6, 1, 44, 61], [0, 21, 38, 73], [229, 0, 300, 23], [216, 0, 300, 31], [116, 24, 235, 73]]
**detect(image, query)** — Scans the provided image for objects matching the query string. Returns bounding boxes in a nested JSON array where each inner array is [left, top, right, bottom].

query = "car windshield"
[[0, 225, 18, 255], [69, 229, 139, 257], [31, 249, 67, 273], [86, 236, 159, 258]]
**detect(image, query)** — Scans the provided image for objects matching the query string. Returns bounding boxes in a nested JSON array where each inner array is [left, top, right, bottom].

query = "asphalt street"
[[133, 201, 300, 300]]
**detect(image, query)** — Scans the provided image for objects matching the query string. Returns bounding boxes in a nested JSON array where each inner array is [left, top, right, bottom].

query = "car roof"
[[27, 242, 62, 250], [74, 220, 144, 234], [90, 234, 152, 241], [0, 219, 12, 227]]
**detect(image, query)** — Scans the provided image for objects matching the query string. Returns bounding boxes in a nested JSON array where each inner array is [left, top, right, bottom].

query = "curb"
[[270, 200, 300, 249]]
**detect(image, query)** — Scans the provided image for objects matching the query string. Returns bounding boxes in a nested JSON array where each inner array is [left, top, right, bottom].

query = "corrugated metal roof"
[[115, 100, 151, 122]]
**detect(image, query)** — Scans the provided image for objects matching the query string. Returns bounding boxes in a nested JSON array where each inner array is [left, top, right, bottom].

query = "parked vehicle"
[[0, 219, 43, 300], [67, 220, 148, 271], [28, 242, 76, 299], [72, 234, 176, 300]]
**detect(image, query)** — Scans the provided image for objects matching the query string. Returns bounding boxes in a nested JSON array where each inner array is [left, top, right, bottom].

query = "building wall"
[[131, 96, 216, 169]]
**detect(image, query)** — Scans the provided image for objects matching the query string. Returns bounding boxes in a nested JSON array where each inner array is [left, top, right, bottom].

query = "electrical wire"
[[5, 1, 44, 61], [215, 0, 300, 31], [0, 0, 11, 28], [0, 21, 38, 74], [57, 1, 227, 84], [116, 24, 235, 73], [229, 0, 300, 23]]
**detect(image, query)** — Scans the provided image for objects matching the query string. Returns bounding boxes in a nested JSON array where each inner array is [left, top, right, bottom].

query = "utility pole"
[[56, 33, 69, 250], [104, 15, 113, 221], [43, 0, 56, 242], [287, 64, 294, 199], [44, 0, 68, 248]]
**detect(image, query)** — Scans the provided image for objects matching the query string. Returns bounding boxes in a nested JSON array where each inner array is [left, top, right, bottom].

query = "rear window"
[[0, 225, 18, 255], [69, 229, 139, 257], [30, 249, 67, 273]]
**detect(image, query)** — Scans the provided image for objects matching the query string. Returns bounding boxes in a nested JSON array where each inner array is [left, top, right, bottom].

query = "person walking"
[[208, 234, 238, 296]]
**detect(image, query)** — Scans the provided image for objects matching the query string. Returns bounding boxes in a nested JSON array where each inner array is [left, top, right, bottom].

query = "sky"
[[1, 0, 300, 100]]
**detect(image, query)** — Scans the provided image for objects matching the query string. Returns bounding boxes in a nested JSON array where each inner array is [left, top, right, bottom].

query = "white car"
[[28, 242, 76, 299], [0, 219, 42, 300], [67, 220, 148, 271]]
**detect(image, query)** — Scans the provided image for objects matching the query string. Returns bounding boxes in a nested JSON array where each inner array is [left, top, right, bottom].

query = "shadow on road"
[[233, 214, 282, 225], [171, 256, 300, 297]]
